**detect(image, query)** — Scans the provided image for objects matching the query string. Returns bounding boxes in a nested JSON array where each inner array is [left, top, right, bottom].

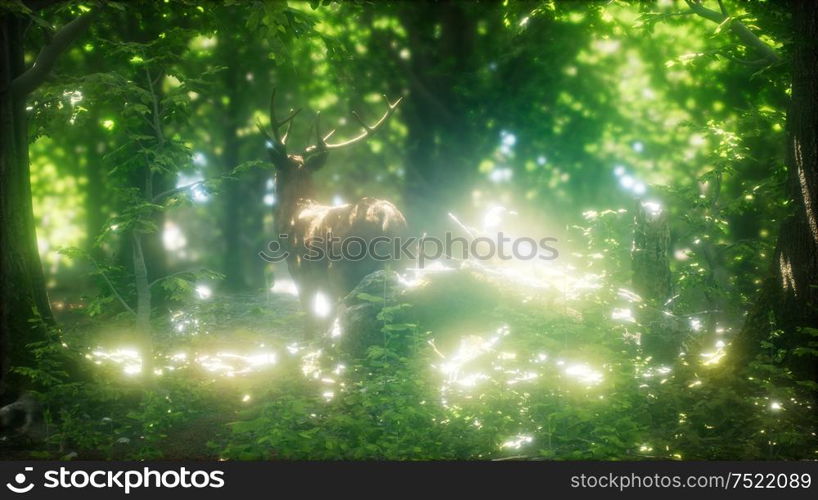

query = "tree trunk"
[[112, 11, 170, 314], [143, 170, 171, 313], [0, 13, 55, 397], [399, 0, 480, 232], [221, 160, 244, 290], [131, 231, 153, 376], [84, 146, 106, 261], [220, 61, 244, 291], [244, 167, 269, 290], [632, 202, 672, 303], [631, 201, 676, 362], [734, 2, 818, 387]]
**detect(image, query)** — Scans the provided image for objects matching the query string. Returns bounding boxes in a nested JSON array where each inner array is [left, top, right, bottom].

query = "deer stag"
[[260, 90, 407, 334]]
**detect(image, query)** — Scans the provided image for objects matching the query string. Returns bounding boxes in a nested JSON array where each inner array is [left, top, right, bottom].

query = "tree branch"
[[722, 53, 770, 67], [716, 0, 727, 17], [86, 256, 136, 316], [684, 0, 779, 65], [151, 180, 206, 203], [10, 11, 96, 98], [144, 64, 165, 144]]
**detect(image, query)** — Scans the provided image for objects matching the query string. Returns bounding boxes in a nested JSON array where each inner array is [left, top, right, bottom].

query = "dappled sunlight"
[[434, 324, 608, 408], [611, 307, 635, 323], [700, 342, 727, 367], [444, 206, 603, 301], [87, 347, 143, 377], [501, 434, 534, 450], [87, 346, 280, 379], [195, 351, 277, 377], [436, 327, 507, 388], [562, 362, 604, 387], [399, 260, 456, 289], [171, 310, 204, 335], [299, 348, 325, 381]]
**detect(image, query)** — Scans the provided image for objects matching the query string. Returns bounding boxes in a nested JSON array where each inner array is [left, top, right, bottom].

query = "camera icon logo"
[[6, 467, 34, 494]]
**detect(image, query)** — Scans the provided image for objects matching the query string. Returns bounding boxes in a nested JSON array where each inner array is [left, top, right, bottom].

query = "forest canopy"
[[0, 0, 816, 461]]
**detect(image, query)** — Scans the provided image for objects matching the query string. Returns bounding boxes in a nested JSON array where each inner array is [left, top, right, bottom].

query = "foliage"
[[4, 0, 815, 462]]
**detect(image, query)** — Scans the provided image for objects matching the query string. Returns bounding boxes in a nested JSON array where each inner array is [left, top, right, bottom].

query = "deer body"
[[277, 197, 406, 317], [262, 91, 406, 331]]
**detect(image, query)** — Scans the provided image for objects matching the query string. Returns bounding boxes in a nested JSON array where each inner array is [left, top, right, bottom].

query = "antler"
[[259, 88, 302, 154], [306, 94, 403, 154]]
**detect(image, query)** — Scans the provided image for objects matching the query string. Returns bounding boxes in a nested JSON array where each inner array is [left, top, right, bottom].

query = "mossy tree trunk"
[[734, 2, 818, 388], [0, 8, 93, 397]]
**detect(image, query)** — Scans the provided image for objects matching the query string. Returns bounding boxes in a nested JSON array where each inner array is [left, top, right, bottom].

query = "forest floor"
[[2, 286, 314, 460], [3, 265, 649, 460], [155, 288, 305, 460], [124, 288, 308, 460], [4, 266, 814, 460]]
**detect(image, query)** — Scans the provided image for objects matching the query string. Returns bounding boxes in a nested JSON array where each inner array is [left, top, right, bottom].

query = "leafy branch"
[[152, 160, 266, 203], [10, 10, 96, 98], [57, 247, 135, 316], [683, 0, 780, 67]]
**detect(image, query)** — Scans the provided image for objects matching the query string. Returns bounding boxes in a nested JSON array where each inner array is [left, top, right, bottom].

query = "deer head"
[[258, 89, 402, 210]]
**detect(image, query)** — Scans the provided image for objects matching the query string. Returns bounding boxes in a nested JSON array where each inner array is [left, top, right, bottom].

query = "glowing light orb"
[[163, 221, 187, 252], [195, 285, 212, 300], [501, 434, 533, 450], [563, 363, 604, 386], [313, 292, 332, 318], [641, 200, 662, 218], [620, 175, 635, 189]]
